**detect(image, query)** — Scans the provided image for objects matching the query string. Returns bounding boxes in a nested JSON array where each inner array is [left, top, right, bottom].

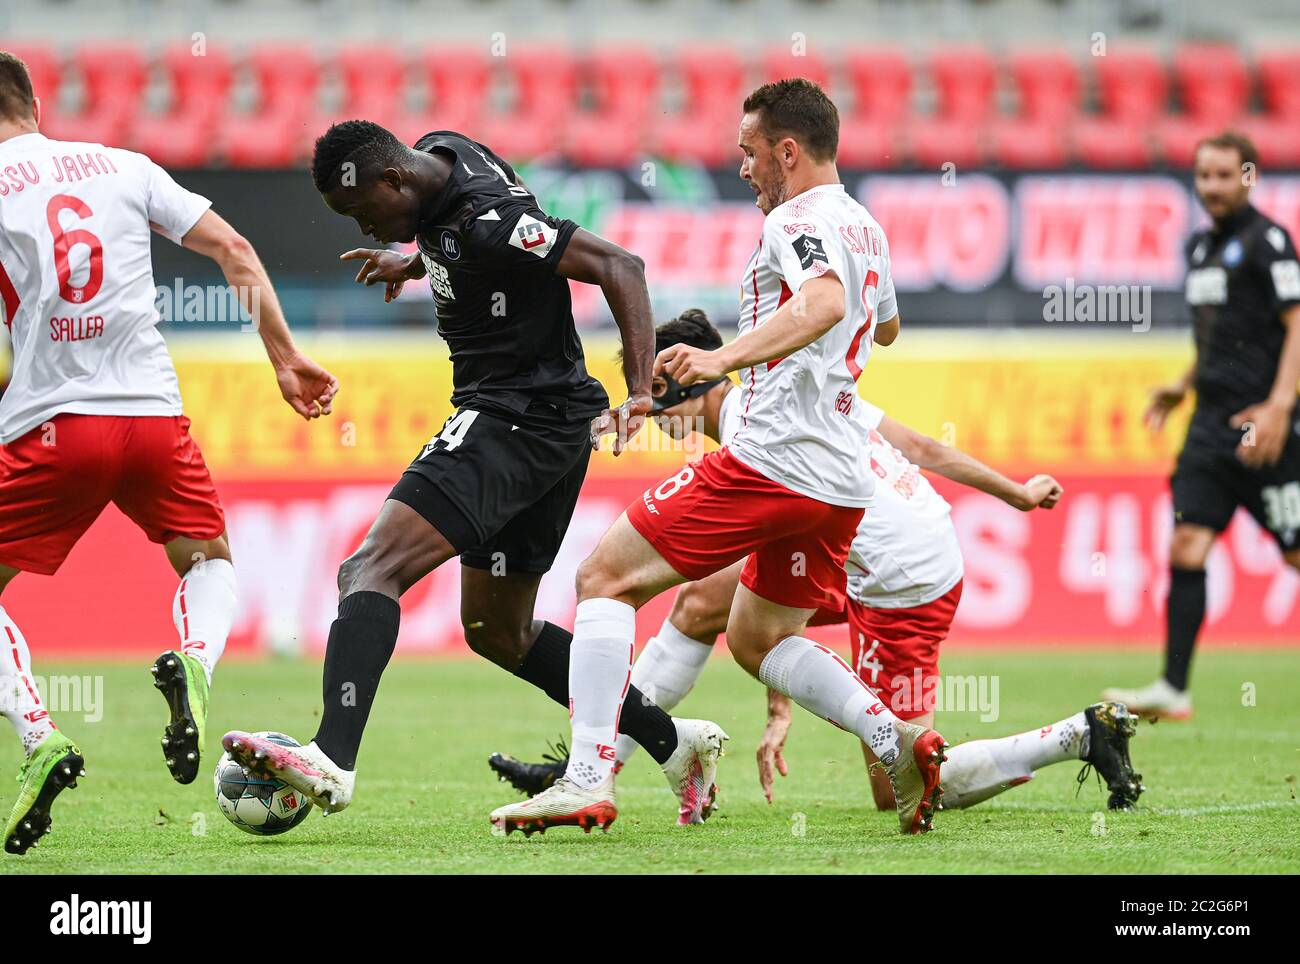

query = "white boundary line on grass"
[[980, 800, 1296, 816]]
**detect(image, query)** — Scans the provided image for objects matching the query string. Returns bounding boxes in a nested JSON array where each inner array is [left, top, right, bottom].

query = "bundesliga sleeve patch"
[[508, 213, 558, 258], [792, 234, 829, 271], [1270, 259, 1300, 300]]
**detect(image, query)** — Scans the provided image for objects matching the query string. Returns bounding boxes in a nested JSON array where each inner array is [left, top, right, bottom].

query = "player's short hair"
[[1195, 130, 1259, 170], [311, 120, 407, 194], [0, 52, 36, 122], [616, 308, 722, 374], [742, 77, 838, 163]]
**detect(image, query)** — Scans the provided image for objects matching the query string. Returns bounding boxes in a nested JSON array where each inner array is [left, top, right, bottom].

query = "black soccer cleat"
[[1077, 700, 1144, 811], [151, 651, 208, 785], [488, 738, 569, 797], [4, 735, 85, 856]]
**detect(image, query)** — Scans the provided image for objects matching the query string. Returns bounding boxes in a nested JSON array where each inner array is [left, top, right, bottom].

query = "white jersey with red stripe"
[[720, 390, 963, 609], [0, 133, 211, 444], [728, 183, 897, 509]]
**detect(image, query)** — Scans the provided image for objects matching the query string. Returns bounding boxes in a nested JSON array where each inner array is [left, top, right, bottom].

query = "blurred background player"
[[0, 51, 337, 854], [491, 309, 1145, 814], [1105, 132, 1300, 720], [222, 121, 727, 825], [490, 79, 949, 838]]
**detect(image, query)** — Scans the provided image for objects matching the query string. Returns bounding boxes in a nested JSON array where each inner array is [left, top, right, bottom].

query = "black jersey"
[[411, 131, 608, 425], [1183, 204, 1300, 433]]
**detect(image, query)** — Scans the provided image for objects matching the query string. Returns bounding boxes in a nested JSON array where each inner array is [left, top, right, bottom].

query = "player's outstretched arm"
[[874, 312, 901, 346], [180, 210, 338, 420], [659, 275, 846, 386], [1231, 304, 1300, 468], [557, 228, 655, 455], [876, 415, 1063, 511]]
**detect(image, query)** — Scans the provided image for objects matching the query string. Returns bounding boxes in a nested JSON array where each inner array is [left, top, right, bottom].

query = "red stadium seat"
[[928, 47, 998, 120], [5, 43, 61, 106], [760, 46, 831, 91], [221, 112, 310, 167], [1257, 50, 1300, 117], [843, 47, 912, 124], [1154, 115, 1221, 168], [908, 116, 984, 169], [567, 112, 643, 167], [501, 44, 578, 125], [650, 112, 737, 167], [246, 44, 319, 119], [835, 119, 902, 168], [161, 43, 233, 124], [1008, 50, 1080, 119], [1072, 117, 1152, 168], [337, 44, 409, 117], [1239, 117, 1300, 167], [673, 45, 746, 116], [476, 112, 564, 163], [583, 46, 659, 118], [77, 43, 149, 115], [1093, 48, 1168, 122], [131, 114, 214, 167], [1173, 44, 1249, 123], [421, 46, 492, 122], [989, 117, 1068, 169]]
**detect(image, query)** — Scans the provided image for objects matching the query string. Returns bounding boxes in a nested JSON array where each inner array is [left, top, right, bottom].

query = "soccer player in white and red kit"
[[0, 53, 337, 854], [491, 78, 948, 836]]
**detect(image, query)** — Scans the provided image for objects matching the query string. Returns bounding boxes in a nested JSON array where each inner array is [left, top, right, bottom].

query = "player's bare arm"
[[1144, 360, 1197, 432], [1230, 304, 1300, 468], [180, 210, 338, 420], [875, 414, 1063, 511], [657, 274, 846, 385], [339, 247, 427, 303], [874, 312, 901, 346], [556, 228, 655, 455]]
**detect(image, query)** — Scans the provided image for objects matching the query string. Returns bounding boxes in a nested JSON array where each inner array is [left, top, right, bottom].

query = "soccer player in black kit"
[[1105, 132, 1300, 720], [223, 122, 726, 824]]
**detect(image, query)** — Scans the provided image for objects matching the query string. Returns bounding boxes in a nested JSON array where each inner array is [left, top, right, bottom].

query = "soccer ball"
[[213, 732, 314, 836]]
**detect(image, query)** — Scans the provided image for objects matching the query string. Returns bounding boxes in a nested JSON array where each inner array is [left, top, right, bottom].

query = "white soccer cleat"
[[222, 731, 356, 814], [489, 775, 617, 836], [662, 718, 729, 825], [1100, 679, 1192, 721], [884, 721, 947, 835]]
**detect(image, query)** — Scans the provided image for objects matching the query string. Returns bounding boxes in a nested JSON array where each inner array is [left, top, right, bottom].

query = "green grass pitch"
[[7, 650, 1298, 874]]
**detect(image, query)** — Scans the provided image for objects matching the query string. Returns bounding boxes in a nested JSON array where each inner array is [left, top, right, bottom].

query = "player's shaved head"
[[742, 78, 838, 163], [0, 52, 36, 123]]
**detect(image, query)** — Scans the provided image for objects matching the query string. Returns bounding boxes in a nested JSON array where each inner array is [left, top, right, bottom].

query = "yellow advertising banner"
[[16, 330, 1198, 478]]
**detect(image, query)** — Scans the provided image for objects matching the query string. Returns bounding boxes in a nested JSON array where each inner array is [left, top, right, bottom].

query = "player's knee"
[[670, 585, 728, 641], [574, 552, 620, 602], [337, 549, 381, 598], [462, 618, 531, 668], [1169, 526, 1214, 569]]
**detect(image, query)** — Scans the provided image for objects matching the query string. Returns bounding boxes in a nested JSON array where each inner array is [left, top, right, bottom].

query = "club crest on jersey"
[[1222, 238, 1243, 268], [509, 213, 557, 258], [440, 230, 462, 261], [792, 234, 828, 270]]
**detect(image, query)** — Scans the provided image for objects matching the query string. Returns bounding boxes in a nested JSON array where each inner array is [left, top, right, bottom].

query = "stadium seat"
[[1173, 44, 1249, 123], [131, 114, 215, 167], [843, 47, 912, 124], [501, 44, 578, 125], [1072, 117, 1152, 168], [1239, 117, 1300, 167], [835, 119, 902, 168], [989, 117, 1068, 169], [38, 43, 146, 147], [5, 42, 61, 106], [673, 45, 746, 116], [1257, 50, 1300, 117], [1154, 115, 1219, 168], [337, 44, 409, 117], [760, 46, 832, 91], [583, 46, 660, 117], [928, 47, 998, 120], [1093, 48, 1168, 122], [161, 43, 233, 123], [1008, 50, 1080, 119], [221, 113, 310, 168], [567, 113, 644, 167], [421, 46, 492, 127], [246, 44, 320, 119], [650, 111, 737, 167], [908, 116, 984, 169]]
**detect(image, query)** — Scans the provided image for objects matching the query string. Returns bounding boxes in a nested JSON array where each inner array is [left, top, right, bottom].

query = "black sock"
[[313, 591, 401, 770], [515, 621, 679, 765], [1163, 567, 1206, 692]]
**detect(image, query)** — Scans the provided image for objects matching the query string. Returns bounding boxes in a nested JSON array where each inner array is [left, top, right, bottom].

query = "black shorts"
[[1171, 410, 1300, 552], [388, 406, 593, 574]]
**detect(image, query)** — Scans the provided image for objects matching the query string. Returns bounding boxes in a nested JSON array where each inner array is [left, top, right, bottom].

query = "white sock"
[[173, 558, 237, 684], [0, 605, 58, 756], [759, 636, 904, 764], [565, 598, 635, 789], [940, 711, 1090, 809], [613, 618, 713, 764]]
